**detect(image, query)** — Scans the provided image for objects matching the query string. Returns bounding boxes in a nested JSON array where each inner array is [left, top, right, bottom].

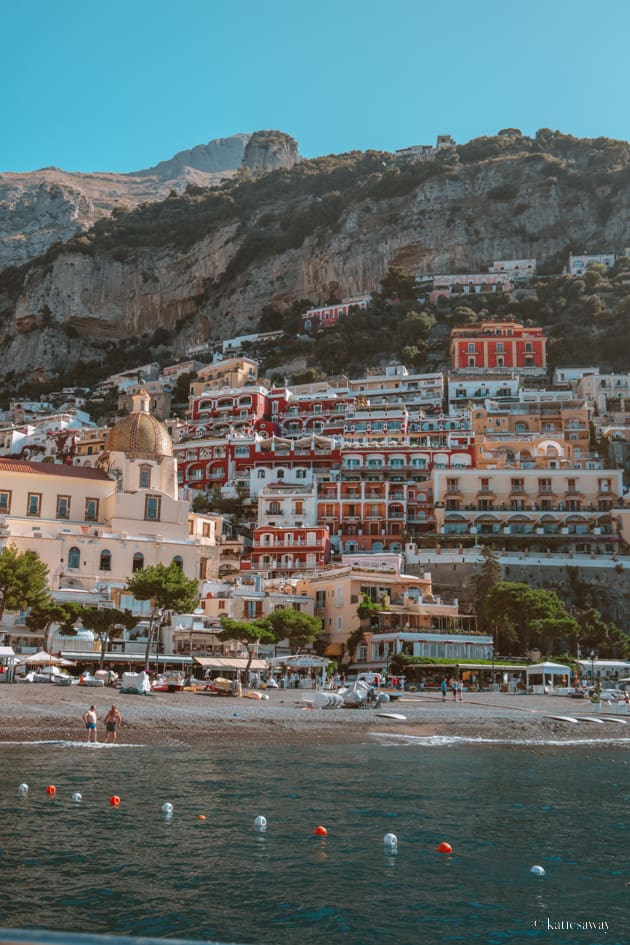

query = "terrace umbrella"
[[23, 650, 65, 666]]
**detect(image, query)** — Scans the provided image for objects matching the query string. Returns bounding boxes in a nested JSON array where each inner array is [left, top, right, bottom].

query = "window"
[[496, 342, 504, 353], [538, 479, 552, 493], [295, 468, 307, 479], [468, 343, 476, 352], [257, 469, 266, 479], [0, 490, 12, 513], [145, 495, 161, 521], [294, 501, 304, 515], [85, 498, 99, 522], [315, 590, 326, 609], [172, 556, 184, 570], [56, 495, 71, 519], [132, 553, 144, 572], [67, 547, 80, 569], [99, 550, 112, 571], [27, 493, 42, 517], [246, 600, 262, 619], [139, 465, 151, 489], [267, 502, 281, 515]]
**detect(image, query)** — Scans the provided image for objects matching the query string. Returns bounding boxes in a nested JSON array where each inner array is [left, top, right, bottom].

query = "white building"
[[568, 253, 615, 275]]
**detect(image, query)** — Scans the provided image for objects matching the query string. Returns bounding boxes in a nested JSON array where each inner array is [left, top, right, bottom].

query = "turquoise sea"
[[1, 736, 628, 945]]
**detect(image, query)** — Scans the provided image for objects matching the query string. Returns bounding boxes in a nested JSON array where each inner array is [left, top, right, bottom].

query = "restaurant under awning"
[[193, 656, 269, 672]]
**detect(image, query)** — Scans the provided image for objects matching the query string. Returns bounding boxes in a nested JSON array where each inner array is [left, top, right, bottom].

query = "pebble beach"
[[2, 682, 629, 747]]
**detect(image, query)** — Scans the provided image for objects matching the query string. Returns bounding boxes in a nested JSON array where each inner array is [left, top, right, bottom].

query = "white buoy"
[[384, 833, 398, 847], [71, 792, 82, 803], [162, 802, 174, 816], [530, 865, 545, 876], [254, 815, 267, 831], [17, 783, 28, 796]]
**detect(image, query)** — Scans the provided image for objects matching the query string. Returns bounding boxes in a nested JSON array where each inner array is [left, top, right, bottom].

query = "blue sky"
[[3, 0, 630, 173]]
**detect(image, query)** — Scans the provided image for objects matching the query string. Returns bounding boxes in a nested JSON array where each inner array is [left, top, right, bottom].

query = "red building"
[[450, 321, 546, 373], [248, 525, 330, 575], [300, 295, 371, 332], [175, 434, 342, 494]]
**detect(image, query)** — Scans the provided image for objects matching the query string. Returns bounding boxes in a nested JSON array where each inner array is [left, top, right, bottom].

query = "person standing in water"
[[104, 704, 122, 743], [83, 704, 98, 743]]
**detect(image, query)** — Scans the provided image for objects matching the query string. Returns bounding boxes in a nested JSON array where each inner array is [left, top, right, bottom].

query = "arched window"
[[172, 556, 184, 570], [67, 547, 80, 569], [132, 553, 144, 573], [99, 550, 112, 572]]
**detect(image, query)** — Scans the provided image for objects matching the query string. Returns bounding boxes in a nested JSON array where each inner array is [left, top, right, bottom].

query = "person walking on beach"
[[451, 677, 458, 701], [104, 704, 122, 743], [457, 679, 464, 702], [83, 704, 98, 743], [440, 677, 448, 701]]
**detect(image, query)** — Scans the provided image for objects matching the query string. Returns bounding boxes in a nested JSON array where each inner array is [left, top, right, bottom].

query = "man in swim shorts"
[[83, 704, 98, 743], [104, 704, 122, 743]]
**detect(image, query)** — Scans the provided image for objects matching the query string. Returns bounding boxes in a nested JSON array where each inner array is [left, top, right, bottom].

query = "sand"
[[1, 682, 629, 747]]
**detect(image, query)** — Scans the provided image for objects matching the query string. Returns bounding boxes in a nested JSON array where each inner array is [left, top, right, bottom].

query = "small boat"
[[53, 675, 73, 686], [151, 673, 185, 693]]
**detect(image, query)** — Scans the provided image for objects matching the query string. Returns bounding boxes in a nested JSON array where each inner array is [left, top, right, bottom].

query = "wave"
[[0, 740, 146, 748], [370, 732, 630, 747]]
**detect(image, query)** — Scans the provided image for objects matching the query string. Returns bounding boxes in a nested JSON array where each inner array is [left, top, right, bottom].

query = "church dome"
[[104, 412, 173, 457]]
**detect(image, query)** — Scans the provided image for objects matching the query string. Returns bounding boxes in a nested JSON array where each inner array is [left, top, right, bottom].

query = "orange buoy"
[[314, 825, 328, 837], [45, 785, 56, 796], [437, 842, 452, 854], [109, 795, 121, 807], [197, 814, 206, 821]]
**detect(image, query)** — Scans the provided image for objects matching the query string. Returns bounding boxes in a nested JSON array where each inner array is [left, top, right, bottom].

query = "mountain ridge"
[[1, 128, 629, 385]]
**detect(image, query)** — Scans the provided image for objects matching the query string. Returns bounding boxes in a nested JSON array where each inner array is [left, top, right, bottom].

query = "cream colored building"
[[433, 465, 624, 552], [0, 391, 220, 596], [189, 357, 260, 397]]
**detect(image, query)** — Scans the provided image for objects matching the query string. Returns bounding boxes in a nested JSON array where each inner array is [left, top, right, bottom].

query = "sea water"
[[0, 736, 628, 945]]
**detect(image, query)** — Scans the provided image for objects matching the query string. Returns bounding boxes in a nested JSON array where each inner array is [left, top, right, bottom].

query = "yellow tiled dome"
[[104, 412, 173, 457]]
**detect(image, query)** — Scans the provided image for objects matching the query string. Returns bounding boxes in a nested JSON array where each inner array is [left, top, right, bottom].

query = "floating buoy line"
[[11, 782, 548, 873]]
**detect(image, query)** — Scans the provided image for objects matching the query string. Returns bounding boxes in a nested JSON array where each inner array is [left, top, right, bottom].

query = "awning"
[[61, 651, 194, 665], [193, 656, 268, 672]]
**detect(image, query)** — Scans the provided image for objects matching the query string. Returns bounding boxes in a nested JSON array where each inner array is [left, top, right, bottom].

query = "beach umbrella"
[[22, 650, 65, 665]]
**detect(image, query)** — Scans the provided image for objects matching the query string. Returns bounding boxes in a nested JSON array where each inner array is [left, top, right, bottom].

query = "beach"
[[1, 682, 628, 746]]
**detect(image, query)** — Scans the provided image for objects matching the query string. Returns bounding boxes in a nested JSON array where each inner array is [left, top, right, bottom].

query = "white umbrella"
[[23, 650, 65, 665]]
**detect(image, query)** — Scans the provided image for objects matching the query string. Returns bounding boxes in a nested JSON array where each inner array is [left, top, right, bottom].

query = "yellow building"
[[295, 559, 471, 659]]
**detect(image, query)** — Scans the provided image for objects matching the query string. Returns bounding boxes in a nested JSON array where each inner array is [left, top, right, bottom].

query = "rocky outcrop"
[[242, 131, 300, 174], [0, 130, 301, 270]]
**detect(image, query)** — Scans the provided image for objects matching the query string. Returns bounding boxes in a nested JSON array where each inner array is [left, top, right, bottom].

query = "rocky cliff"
[[0, 130, 300, 270], [2, 129, 629, 383]]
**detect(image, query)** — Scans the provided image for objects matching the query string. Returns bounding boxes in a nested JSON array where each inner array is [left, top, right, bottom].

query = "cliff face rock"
[[0, 130, 300, 270], [2, 132, 630, 382]]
